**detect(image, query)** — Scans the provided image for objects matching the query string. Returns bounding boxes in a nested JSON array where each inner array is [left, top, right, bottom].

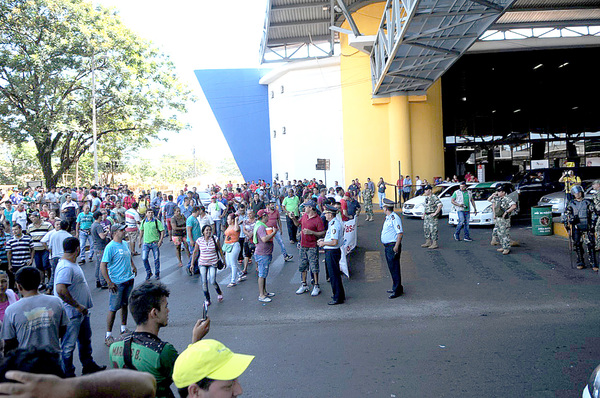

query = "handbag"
[[211, 236, 226, 270]]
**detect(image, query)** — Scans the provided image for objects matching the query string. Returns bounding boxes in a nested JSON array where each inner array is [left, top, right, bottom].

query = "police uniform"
[[491, 195, 516, 252], [564, 188, 598, 270], [422, 188, 441, 248], [363, 188, 374, 221], [323, 207, 346, 304], [381, 199, 403, 298]]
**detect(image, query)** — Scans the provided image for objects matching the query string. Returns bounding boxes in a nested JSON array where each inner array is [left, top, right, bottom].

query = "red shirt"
[[340, 198, 349, 222], [266, 209, 280, 228], [123, 195, 136, 209], [299, 213, 324, 248]]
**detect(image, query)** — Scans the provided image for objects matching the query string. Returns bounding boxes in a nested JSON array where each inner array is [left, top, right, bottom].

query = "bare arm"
[[56, 284, 87, 316]]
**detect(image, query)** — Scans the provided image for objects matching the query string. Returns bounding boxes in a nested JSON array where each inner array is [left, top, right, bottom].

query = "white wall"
[[260, 57, 345, 188]]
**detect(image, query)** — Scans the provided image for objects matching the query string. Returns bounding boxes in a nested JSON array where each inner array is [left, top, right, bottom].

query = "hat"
[[382, 198, 397, 206], [173, 339, 254, 388], [424, 185, 433, 191], [495, 184, 508, 193], [305, 200, 317, 209], [324, 204, 338, 213], [110, 224, 126, 234], [256, 209, 268, 218], [211, 195, 217, 199], [571, 185, 584, 195]]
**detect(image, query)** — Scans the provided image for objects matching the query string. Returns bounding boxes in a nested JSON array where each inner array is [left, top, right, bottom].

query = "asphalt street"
[[77, 211, 600, 398]]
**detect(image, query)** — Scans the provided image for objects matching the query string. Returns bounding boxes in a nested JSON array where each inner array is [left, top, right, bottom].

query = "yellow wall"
[[340, 2, 444, 201]]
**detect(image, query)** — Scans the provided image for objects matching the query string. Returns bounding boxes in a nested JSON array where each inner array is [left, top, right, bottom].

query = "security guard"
[[564, 185, 598, 271], [421, 185, 442, 249], [380, 198, 403, 299], [317, 204, 346, 305], [488, 184, 517, 255]]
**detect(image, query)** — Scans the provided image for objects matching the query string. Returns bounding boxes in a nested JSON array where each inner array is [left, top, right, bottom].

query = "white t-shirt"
[[207, 202, 225, 221], [416, 179, 423, 188], [12, 210, 27, 230]]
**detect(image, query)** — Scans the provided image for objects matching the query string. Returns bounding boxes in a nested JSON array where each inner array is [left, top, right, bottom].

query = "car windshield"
[[470, 188, 496, 201], [432, 186, 446, 195]]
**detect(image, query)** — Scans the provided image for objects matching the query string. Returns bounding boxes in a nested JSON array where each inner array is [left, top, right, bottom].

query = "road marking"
[[364, 251, 382, 282]]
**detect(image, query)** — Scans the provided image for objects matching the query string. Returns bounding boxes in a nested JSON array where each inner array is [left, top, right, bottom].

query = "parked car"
[[448, 182, 519, 227], [514, 166, 600, 213], [402, 183, 463, 217], [198, 192, 211, 207], [537, 180, 596, 216]]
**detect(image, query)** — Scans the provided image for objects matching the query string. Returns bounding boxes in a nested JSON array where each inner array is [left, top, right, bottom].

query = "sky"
[[94, 0, 269, 162]]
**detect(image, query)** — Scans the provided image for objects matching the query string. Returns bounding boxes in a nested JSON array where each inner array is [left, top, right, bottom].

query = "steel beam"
[[271, 2, 329, 11], [468, 0, 503, 12], [270, 19, 330, 28], [335, 0, 362, 36]]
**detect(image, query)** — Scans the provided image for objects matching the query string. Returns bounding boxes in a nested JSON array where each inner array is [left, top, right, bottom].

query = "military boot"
[[428, 241, 438, 249], [421, 239, 431, 248], [576, 246, 586, 269], [490, 236, 499, 246]]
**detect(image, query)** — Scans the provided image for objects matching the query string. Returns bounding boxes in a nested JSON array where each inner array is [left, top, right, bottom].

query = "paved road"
[[78, 213, 599, 397]]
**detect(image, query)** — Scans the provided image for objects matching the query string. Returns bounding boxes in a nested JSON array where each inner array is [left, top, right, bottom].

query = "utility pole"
[[193, 146, 197, 176]]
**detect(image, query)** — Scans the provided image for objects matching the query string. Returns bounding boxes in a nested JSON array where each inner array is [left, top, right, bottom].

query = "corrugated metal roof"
[[498, 9, 600, 23]]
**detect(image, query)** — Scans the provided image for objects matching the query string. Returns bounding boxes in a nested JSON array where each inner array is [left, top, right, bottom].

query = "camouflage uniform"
[[363, 189, 374, 220], [593, 191, 600, 251], [492, 196, 516, 251], [423, 194, 442, 241]]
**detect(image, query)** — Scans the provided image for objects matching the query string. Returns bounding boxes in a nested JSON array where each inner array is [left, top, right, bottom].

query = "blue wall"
[[194, 69, 271, 183]]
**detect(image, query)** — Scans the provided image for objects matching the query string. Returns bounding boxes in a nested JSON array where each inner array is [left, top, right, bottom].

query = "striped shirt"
[[196, 236, 218, 267], [0, 234, 8, 263], [27, 222, 53, 251], [6, 235, 33, 268]]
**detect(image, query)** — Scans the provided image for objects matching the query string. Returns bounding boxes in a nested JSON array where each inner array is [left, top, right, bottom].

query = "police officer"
[[421, 185, 442, 249], [317, 204, 345, 305], [380, 198, 403, 299], [592, 180, 600, 251], [488, 184, 517, 255], [564, 185, 598, 271]]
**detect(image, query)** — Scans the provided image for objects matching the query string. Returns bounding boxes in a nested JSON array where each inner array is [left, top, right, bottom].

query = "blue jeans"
[[214, 219, 222, 242], [142, 242, 161, 276], [273, 230, 288, 256], [49, 257, 59, 289], [78, 230, 94, 260], [378, 192, 386, 209], [455, 211, 471, 239], [61, 314, 94, 377], [187, 241, 199, 272], [94, 248, 107, 286]]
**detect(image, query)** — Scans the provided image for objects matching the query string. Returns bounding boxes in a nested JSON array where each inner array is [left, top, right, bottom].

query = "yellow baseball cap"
[[173, 339, 255, 388]]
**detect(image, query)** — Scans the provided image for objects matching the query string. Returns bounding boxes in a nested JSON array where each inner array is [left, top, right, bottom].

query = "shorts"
[[108, 278, 134, 312], [299, 246, 319, 274], [126, 230, 139, 243], [255, 254, 272, 278], [243, 240, 256, 258], [172, 235, 184, 246]]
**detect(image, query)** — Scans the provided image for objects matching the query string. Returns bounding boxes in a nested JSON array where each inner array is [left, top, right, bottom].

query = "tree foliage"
[[0, 0, 193, 188]]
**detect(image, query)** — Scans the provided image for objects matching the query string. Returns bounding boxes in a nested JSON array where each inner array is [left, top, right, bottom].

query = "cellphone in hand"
[[201, 301, 209, 320]]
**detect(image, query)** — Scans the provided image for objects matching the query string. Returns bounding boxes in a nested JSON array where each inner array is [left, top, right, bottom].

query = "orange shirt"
[[224, 226, 240, 244]]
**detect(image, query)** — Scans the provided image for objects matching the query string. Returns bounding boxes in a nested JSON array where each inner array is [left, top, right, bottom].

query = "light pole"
[[91, 53, 98, 186]]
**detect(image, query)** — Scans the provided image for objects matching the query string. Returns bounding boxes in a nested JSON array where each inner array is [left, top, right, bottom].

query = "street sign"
[[316, 158, 330, 171]]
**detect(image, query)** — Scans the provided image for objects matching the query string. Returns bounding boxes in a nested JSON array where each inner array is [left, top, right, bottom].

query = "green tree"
[[0, 0, 192, 188], [0, 142, 43, 186]]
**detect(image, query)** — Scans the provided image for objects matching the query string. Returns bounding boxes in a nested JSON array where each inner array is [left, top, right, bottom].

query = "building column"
[[388, 95, 412, 183]]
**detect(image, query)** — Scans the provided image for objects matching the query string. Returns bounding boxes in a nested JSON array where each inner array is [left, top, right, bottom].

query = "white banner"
[[339, 218, 357, 278], [531, 160, 549, 169]]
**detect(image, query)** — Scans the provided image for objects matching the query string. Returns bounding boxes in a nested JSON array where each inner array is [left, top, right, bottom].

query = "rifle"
[[567, 223, 574, 269]]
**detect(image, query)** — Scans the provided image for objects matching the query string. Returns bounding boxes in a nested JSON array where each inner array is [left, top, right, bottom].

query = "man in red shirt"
[[123, 191, 136, 210], [266, 199, 293, 262], [289, 200, 325, 296], [340, 191, 350, 222]]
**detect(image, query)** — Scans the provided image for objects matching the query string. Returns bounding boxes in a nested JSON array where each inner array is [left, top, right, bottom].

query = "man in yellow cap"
[[173, 339, 254, 398]]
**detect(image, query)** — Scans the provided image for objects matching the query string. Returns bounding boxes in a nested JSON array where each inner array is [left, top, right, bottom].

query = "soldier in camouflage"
[[593, 180, 600, 252], [489, 184, 517, 255], [363, 187, 374, 222], [564, 185, 598, 271], [421, 185, 442, 249]]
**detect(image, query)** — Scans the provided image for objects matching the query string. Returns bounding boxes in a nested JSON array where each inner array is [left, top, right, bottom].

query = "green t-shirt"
[[461, 191, 470, 211], [140, 218, 164, 243], [282, 195, 300, 217], [109, 332, 178, 398]]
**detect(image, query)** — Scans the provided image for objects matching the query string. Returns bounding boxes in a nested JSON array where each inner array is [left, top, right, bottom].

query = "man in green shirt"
[[282, 189, 300, 244], [139, 209, 164, 280], [450, 182, 477, 241], [109, 281, 209, 398]]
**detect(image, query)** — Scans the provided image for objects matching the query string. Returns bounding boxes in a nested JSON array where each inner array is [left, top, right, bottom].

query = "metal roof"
[[260, 0, 600, 94]]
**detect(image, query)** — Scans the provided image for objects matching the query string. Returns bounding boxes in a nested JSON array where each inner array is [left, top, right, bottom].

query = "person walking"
[[100, 224, 137, 346], [191, 225, 224, 306], [489, 185, 517, 255], [124, 202, 141, 256], [171, 207, 189, 268], [564, 185, 598, 270], [421, 185, 442, 249], [253, 210, 277, 303], [241, 210, 257, 276], [6, 224, 34, 283], [60, 196, 78, 233], [41, 220, 71, 294], [26, 211, 53, 288], [381, 199, 403, 299], [186, 206, 202, 275], [75, 206, 94, 264], [317, 204, 345, 305], [207, 196, 225, 242], [90, 211, 110, 288], [54, 237, 106, 377], [451, 182, 477, 241], [223, 213, 242, 288], [282, 189, 300, 244], [266, 199, 293, 262], [139, 209, 164, 280]]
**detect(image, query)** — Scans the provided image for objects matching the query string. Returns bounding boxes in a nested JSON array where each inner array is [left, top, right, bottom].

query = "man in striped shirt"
[[27, 211, 53, 288], [6, 224, 34, 278]]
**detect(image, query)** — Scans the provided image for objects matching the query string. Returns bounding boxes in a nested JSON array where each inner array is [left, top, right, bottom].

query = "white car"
[[402, 183, 463, 217], [448, 182, 519, 227], [198, 192, 212, 207], [537, 180, 595, 216]]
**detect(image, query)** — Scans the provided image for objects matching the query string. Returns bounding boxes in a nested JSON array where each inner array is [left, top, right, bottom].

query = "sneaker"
[[186, 267, 192, 276], [82, 363, 107, 375], [453, 234, 460, 241], [204, 300, 211, 307], [154, 274, 160, 280], [464, 237, 473, 242], [218, 295, 224, 302], [227, 283, 237, 288], [311, 285, 321, 296], [266, 292, 275, 297], [105, 335, 114, 347], [284, 254, 293, 262], [145, 273, 153, 280], [237, 274, 247, 281], [120, 327, 131, 335], [258, 296, 272, 303], [296, 284, 309, 295]]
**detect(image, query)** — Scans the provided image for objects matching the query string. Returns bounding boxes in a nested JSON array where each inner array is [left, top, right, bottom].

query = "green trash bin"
[[531, 205, 553, 236]]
